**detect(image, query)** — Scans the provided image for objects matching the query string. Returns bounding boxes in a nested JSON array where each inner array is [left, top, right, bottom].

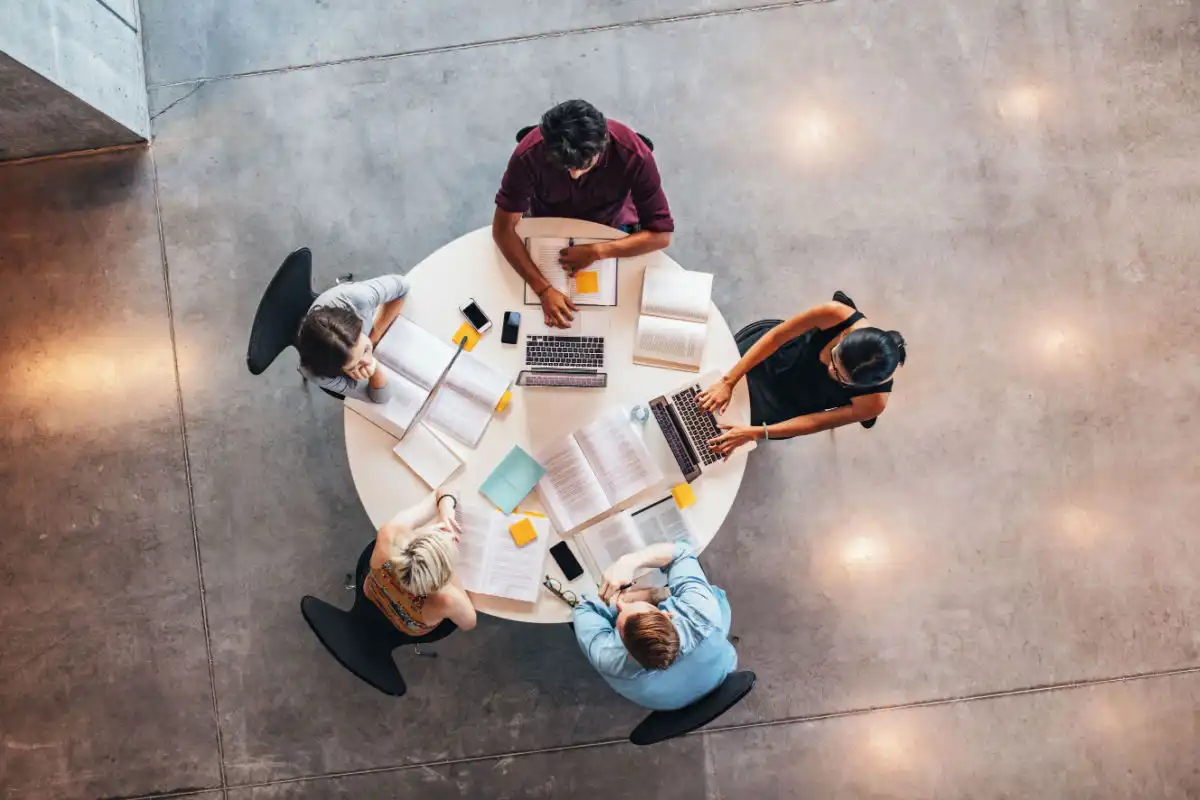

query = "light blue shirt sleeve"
[[663, 544, 725, 635], [573, 595, 631, 678]]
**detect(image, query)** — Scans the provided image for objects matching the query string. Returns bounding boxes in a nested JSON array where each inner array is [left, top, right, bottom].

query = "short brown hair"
[[623, 610, 680, 670], [296, 306, 363, 378]]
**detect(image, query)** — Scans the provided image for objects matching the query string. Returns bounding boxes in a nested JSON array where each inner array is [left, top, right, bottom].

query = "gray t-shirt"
[[298, 274, 409, 402]]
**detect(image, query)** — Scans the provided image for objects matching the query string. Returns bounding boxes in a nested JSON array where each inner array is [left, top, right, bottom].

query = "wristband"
[[439, 494, 458, 510], [535, 285, 552, 298], [762, 424, 770, 441]]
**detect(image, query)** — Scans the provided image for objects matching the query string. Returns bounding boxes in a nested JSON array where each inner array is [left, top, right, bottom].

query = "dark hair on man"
[[623, 610, 681, 670], [539, 99, 609, 170], [296, 306, 363, 378], [838, 327, 907, 386]]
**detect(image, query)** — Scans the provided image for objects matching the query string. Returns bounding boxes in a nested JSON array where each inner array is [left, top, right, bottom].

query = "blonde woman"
[[364, 490, 477, 635]]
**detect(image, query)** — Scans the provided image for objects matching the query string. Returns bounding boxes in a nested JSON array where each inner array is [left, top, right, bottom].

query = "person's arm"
[[572, 595, 622, 673], [616, 586, 670, 605], [492, 207, 578, 327], [697, 302, 851, 414], [558, 230, 672, 271], [441, 585, 478, 631], [708, 392, 889, 456], [598, 542, 678, 602], [369, 296, 406, 345]]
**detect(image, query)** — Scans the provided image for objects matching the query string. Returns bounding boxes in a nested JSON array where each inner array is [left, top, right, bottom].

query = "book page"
[[374, 316, 452, 389], [392, 423, 462, 489], [633, 315, 707, 371], [524, 238, 616, 305], [422, 385, 492, 447], [632, 498, 698, 549], [641, 266, 713, 323], [535, 436, 610, 533], [573, 408, 664, 506], [343, 364, 426, 439], [575, 512, 643, 577], [444, 353, 510, 410], [478, 515, 551, 603], [454, 504, 499, 594]]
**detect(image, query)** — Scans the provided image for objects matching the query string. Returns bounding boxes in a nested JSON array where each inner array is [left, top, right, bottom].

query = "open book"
[[535, 407, 663, 534], [347, 317, 511, 447], [522, 237, 619, 307], [574, 497, 698, 581], [455, 505, 551, 603], [633, 266, 714, 372]]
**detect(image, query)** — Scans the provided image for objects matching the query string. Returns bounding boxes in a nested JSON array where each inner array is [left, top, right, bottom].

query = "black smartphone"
[[459, 298, 492, 333], [501, 310, 521, 344], [550, 541, 584, 581]]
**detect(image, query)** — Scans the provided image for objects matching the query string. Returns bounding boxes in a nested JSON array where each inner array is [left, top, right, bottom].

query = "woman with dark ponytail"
[[698, 291, 905, 456]]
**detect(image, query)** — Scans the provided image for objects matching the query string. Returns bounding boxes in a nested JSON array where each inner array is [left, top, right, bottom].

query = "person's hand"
[[558, 244, 600, 272], [697, 377, 734, 414], [345, 357, 378, 382], [539, 286, 578, 328], [599, 556, 637, 603], [708, 424, 759, 457]]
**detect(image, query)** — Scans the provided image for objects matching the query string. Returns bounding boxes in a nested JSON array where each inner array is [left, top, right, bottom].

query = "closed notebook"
[[480, 446, 546, 514], [392, 424, 463, 489]]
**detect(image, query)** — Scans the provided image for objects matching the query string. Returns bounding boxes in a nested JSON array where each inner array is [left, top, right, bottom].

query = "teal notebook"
[[480, 446, 546, 514]]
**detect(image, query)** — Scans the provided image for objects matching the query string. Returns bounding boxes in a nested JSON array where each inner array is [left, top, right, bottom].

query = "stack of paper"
[[522, 237, 619, 307], [574, 497, 697, 582]]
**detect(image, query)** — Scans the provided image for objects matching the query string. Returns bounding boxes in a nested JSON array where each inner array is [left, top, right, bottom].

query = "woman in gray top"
[[295, 274, 409, 402]]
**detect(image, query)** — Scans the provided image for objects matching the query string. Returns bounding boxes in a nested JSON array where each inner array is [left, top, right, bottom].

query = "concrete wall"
[[0, 0, 148, 161]]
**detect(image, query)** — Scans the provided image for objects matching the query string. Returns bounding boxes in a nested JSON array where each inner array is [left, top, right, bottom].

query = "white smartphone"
[[459, 298, 492, 333]]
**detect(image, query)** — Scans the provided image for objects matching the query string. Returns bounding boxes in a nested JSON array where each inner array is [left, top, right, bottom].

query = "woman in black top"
[[698, 292, 906, 457]]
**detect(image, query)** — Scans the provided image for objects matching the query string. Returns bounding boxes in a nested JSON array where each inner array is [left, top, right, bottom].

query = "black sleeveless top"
[[737, 312, 894, 426]]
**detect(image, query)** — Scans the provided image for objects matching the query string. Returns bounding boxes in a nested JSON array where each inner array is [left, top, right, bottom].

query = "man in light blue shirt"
[[573, 542, 737, 711]]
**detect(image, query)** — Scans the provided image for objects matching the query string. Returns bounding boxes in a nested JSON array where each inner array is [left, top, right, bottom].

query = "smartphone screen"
[[502, 311, 520, 344], [460, 299, 491, 332], [550, 541, 584, 581]]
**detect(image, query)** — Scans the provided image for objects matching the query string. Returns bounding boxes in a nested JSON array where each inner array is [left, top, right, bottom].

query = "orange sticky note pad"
[[575, 271, 600, 294], [495, 390, 513, 412], [671, 483, 696, 509], [451, 322, 481, 351], [509, 517, 538, 547]]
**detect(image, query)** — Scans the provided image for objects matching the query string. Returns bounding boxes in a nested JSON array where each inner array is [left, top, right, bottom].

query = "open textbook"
[[633, 266, 714, 372], [455, 505, 551, 603], [346, 317, 511, 447], [574, 497, 698, 580], [535, 407, 664, 534], [523, 237, 619, 306]]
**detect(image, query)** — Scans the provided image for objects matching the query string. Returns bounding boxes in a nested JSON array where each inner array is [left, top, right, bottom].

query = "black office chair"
[[246, 247, 343, 400], [515, 125, 655, 152], [629, 670, 756, 746], [300, 541, 458, 696]]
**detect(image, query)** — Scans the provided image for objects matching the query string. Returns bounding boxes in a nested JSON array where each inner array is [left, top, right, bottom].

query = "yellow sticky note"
[[575, 271, 600, 294], [671, 483, 696, 510], [451, 322, 481, 351], [495, 389, 512, 412], [509, 517, 538, 547]]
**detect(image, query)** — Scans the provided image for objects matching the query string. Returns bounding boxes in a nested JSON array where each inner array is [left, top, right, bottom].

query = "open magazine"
[[522, 237, 619, 307], [535, 407, 663, 534], [574, 497, 698, 581], [633, 266, 714, 372], [346, 317, 511, 447], [455, 505, 551, 603]]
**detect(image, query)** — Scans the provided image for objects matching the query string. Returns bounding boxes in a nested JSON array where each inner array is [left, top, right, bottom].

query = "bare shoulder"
[[813, 301, 857, 327], [852, 390, 890, 417]]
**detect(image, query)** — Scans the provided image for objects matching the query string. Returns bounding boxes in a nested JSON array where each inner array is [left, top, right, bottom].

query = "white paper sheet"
[[455, 506, 550, 603], [535, 436, 611, 533], [523, 237, 618, 306], [392, 423, 462, 489], [573, 408, 663, 506], [633, 315, 707, 371], [640, 266, 713, 324]]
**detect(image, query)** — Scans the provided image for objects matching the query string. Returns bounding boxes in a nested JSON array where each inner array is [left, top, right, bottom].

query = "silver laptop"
[[647, 370, 755, 482]]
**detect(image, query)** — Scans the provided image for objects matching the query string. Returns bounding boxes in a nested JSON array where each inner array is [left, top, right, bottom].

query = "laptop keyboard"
[[671, 385, 723, 466], [651, 400, 699, 479], [526, 336, 605, 369]]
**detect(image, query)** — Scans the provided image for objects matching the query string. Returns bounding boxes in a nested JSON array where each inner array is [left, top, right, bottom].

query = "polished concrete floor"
[[3, 0, 1200, 797]]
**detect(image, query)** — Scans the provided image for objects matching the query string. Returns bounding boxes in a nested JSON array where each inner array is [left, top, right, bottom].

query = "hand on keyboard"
[[708, 424, 756, 458]]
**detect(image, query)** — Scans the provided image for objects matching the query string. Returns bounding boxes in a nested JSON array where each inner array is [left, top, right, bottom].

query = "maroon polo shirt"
[[494, 120, 675, 233]]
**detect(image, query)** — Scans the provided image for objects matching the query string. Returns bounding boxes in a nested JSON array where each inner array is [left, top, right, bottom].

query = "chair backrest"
[[629, 670, 756, 746], [300, 542, 458, 695], [247, 247, 317, 375], [514, 125, 655, 152]]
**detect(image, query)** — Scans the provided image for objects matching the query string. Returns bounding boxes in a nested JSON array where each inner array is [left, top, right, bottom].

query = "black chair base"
[[629, 670, 756, 746]]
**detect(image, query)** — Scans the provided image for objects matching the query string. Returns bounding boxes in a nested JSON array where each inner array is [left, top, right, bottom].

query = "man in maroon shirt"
[[492, 99, 675, 327]]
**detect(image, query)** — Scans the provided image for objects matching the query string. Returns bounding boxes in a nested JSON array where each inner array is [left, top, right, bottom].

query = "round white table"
[[343, 217, 751, 623]]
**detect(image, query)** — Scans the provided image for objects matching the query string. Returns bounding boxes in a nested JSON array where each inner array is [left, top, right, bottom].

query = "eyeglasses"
[[542, 576, 578, 608], [830, 345, 852, 385]]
